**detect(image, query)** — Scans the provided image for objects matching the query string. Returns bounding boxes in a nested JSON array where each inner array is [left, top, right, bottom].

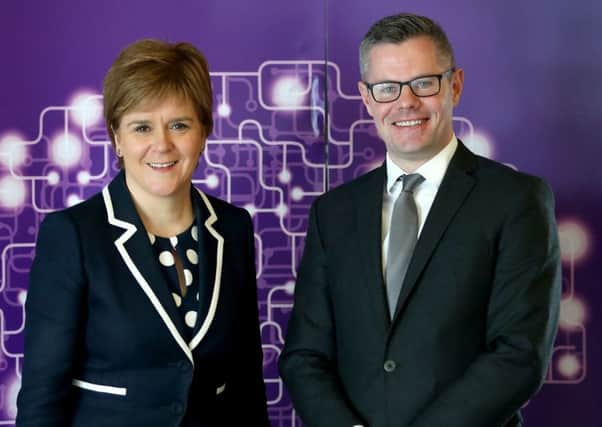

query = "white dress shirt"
[[381, 136, 458, 273]]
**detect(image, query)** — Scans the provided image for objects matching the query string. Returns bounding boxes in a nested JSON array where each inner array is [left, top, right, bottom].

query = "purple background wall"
[[1, 1, 599, 425]]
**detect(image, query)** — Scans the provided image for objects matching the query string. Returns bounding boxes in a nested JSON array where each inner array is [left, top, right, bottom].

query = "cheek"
[[365, 97, 388, 119], [186, 141, 204, 159], [122, 144, 145, 159], [428, 98, 451, 120], [369, 105, 390, 123]]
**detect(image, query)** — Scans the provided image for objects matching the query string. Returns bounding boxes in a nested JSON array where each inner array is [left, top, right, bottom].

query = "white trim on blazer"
[[190, 189, 224, 351], [72, 379, 127, 396], [102, 185, 224, 364]]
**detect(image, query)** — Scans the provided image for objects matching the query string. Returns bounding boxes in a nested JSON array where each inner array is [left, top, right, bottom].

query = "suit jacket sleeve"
[[410, 178, 562, 427], [279, 199, 367, 427], [229, 211, 270, 426], [17, 211, 86, 426]]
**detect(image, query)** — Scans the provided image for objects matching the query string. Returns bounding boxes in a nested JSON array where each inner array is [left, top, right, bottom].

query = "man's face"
[[358, 36, 464, 171]]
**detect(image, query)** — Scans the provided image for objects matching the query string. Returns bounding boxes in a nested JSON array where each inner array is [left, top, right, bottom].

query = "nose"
[[396, 84, 420, 109], [153, 127, 173, 151]]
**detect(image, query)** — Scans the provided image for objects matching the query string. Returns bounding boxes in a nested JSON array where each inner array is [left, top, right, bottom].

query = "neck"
[[390, 134, 454, 173], [391, 157, 425, 174], [130, 188, 195, 238]]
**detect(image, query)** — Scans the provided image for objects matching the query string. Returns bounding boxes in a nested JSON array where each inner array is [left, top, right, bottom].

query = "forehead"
[[365, 37, 442, 80], [123, 93, 195, 118]]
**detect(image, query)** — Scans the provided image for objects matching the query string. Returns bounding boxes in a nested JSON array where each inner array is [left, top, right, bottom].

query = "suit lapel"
[[391, 142, 478, 322], [354, 165, 390, 330], [102, 172, 193, 363], [189, 190, 224, 351]]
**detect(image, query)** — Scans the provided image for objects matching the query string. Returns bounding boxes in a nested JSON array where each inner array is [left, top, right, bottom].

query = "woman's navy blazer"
[[16, 172, 269, 427]]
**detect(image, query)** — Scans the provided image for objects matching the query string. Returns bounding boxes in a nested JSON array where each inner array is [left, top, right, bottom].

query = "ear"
[[451, 68, 464, 106], [195, 136, 206, 169], [111, 126, 123, 156], [199, 136, 206, 155], [357, 81, 375, 117]]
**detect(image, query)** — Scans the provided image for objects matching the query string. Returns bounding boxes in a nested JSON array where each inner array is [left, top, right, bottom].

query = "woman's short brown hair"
[[103, 39, 213, 163]]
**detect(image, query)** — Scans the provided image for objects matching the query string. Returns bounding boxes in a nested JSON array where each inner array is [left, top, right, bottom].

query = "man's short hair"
[[359, 13, 455, 79]]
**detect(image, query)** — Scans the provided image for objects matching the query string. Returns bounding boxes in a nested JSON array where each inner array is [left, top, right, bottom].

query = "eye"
[[134, 124, 151, 133], [413, 78, 436, 90], [170, 122, 190, 131], [374, 83, 398, 95]]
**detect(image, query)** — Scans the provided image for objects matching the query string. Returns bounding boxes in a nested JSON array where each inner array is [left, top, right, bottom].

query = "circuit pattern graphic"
[[0, 61, 588, 425]]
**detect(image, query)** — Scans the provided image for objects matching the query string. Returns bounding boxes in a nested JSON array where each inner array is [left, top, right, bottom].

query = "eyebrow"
[[124, 116, 195, 128], [368, 69, 454, 85], [169, 116, 195, 123], [372, 74, 440, 84]]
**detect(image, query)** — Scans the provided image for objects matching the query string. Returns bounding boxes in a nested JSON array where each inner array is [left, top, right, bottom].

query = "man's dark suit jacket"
[[17, 171, 269, 427], [279, 142, 561, 427]]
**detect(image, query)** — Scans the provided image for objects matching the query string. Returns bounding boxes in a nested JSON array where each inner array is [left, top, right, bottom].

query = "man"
[[279, 13, 561, 427]]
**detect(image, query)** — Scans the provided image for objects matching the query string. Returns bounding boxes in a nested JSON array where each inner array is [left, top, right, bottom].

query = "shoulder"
[[454, 141, 549, 194], [200, 191, 250, 218], [33, 193, 107, 271], [39, 190, 106, 232], [195, 190, 253, 230], [459, 154, 556, 224], [473, 155, 553, 199], [313, 166, 383, 210]]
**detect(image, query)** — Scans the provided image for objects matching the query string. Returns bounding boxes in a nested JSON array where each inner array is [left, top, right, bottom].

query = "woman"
[[16, 39, 269, 427]]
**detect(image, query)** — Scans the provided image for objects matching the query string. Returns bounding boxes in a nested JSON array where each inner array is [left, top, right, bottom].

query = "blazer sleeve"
[[229, 211, 270, 426], [279, 199, 367, 427], [16, 211, 87, 426], [410, 178, 562, 427]]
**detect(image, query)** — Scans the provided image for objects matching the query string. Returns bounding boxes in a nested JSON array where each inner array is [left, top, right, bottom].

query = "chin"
[[393, 144, 429, 157], [145, 184, 181, 198]]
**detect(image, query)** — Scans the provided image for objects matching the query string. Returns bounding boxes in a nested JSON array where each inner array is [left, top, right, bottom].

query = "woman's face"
[[114, 95, 205, 206]]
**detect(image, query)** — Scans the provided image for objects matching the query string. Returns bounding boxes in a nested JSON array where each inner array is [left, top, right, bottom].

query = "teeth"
[[394, 119, 423, 127], [148, 161, 176, 168]]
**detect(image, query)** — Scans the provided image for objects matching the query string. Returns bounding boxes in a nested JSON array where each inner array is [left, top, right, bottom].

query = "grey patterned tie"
[[386, 173, 424, 319]]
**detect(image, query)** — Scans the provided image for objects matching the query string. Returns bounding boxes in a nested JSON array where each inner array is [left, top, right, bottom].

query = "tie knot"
[[401, 173, 424, 193]]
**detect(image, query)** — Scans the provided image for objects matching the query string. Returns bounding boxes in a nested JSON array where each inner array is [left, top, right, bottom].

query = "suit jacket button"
[[178, 360, 191, 372], [384, 360, 396, 373], [171, 402, 184, 414]]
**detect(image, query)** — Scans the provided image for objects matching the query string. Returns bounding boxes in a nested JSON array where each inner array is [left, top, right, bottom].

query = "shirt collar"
[[386, 135, 458, 194]]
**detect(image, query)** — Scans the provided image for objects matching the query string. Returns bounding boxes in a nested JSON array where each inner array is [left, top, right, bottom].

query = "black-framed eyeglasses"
[[363, 68, 455, 103]]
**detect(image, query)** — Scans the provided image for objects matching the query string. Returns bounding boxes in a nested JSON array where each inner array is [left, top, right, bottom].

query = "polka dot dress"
[[150, 222, 200, 339]]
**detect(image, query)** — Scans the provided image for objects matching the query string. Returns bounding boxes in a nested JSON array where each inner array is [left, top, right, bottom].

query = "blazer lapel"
[[392, 142, 478, 322], [355, 165, 390, 330], [189, 189, 224, 351], [102, 172, 193, 363]]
